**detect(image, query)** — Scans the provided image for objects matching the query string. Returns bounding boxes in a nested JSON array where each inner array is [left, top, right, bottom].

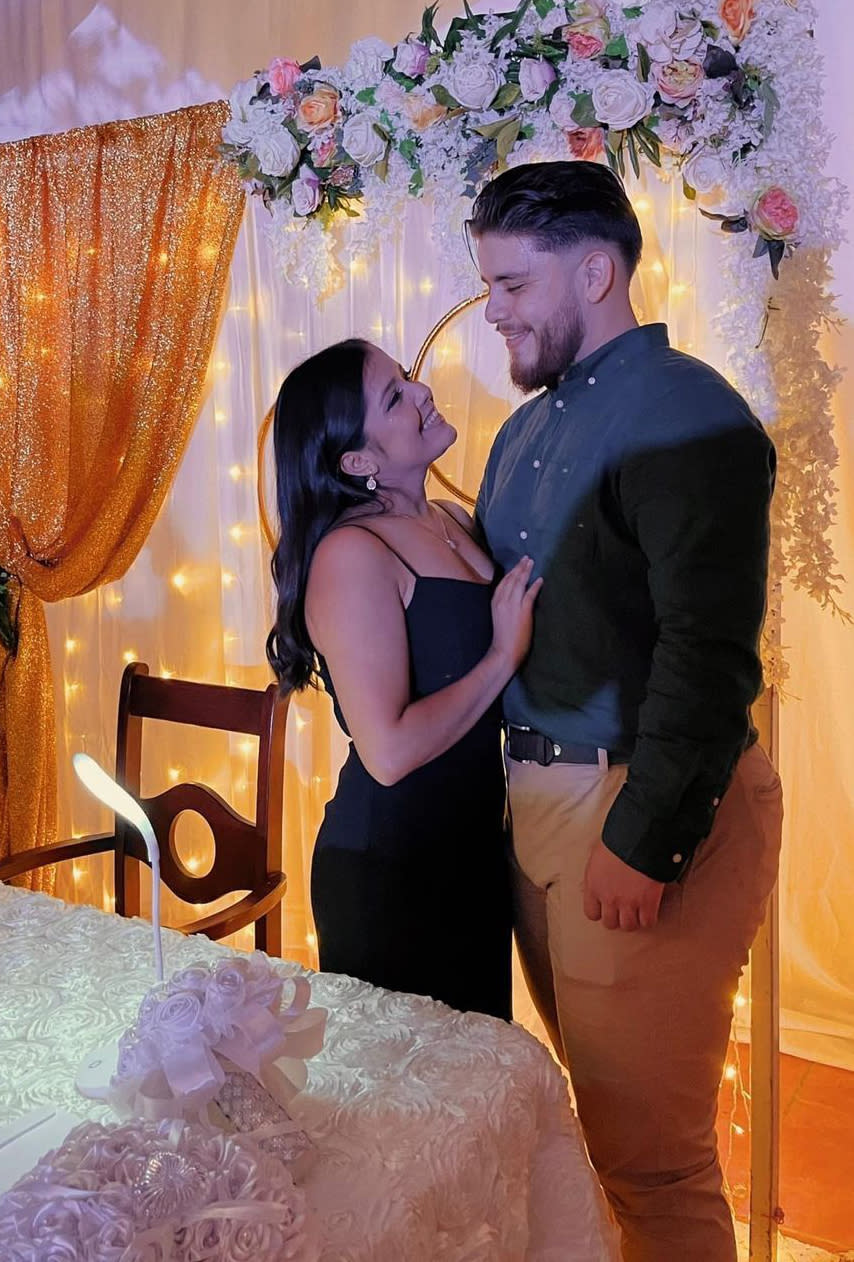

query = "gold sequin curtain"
[[0, 101, 244, 885]]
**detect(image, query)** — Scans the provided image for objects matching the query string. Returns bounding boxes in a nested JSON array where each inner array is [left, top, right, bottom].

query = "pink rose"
[[291, 166, 322, 217], [268, 57, 302, 98], [566, 126, 605, 161], [720, 0, 755, 43], [751, 186, 799, 240], [563, 18, 609, 58], [654, 58, 705, 105], [518, 58, 557, 103], [312, 134, 337, 166], [393, 39, 430, 78]]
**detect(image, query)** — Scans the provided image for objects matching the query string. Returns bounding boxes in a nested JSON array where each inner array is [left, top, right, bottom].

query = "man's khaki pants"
[[508, 742, 783, 1262]]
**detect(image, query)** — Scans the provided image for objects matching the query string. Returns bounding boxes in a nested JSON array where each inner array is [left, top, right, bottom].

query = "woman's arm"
[[306, 527, 538, 785]]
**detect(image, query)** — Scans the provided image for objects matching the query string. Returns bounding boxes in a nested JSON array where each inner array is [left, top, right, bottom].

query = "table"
[[0, 884, 618, 1260]]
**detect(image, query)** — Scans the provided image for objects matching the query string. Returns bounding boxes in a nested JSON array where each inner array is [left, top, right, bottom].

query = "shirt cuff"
[[601, 789, 701, 882]]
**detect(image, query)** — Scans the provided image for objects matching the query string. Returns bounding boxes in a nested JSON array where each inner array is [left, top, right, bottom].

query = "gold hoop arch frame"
[[256, 291, 488, 550]]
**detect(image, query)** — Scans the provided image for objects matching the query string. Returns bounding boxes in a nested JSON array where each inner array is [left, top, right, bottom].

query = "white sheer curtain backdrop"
[[2, 0, 852, 1066]]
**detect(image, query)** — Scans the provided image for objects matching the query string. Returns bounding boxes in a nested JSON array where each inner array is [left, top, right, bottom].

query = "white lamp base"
[[76, 1041, 120, 1100]]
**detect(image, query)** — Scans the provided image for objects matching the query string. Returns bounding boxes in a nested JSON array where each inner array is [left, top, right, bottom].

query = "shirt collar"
[[556, 323, 669, 388]]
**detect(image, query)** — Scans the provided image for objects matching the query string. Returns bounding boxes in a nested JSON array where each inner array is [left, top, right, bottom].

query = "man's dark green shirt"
[[476, 324, 775, 883]]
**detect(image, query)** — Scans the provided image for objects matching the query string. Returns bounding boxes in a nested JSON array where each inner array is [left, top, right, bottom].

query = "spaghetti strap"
[[337, 523, 421, 578]]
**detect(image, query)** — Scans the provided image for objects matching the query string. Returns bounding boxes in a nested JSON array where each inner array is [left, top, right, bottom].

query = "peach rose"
[[720, 0, 755, 43], [751, 186, 799, 240], [403, 93, 448, 131], [566, 126, 605, 161], [654, 59, 705, 105], [297, 85, 340, 133], [268, 58, 302, 98]]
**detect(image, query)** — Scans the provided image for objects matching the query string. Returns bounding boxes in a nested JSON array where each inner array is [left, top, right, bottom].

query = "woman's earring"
[[366, 474, 377, 492]]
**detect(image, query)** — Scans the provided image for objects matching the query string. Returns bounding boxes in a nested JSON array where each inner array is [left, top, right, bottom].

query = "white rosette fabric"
[[0, 1117, 316, 1261]]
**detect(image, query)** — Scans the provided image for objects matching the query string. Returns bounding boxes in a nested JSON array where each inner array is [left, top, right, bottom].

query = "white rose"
[[450, 61, 501, 111], [342, 114, 387, 167], [682, 147, 728, 194], [591, 71, 655, 130], [634, 4, 679, 62], [518, 58, 557, 103], [291, 168, 322, 216], [229, 76, 258, 120], [344, 36, 394, 90], [549, 91, 578, 130], [254, 126, 301, 177], [222, 117, 254, 147], [635, 5, 704, 62]]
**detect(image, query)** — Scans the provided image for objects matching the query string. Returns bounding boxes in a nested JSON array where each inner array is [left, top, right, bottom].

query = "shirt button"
[[520, 530, 528, 540], [587, 376, 596, 386], [555, 399, 565, 410], [712, 796, 720, 807], [533, 459, 540, 468], [553, 744, 562, 756], [561, 467, 568, 474], [672, 853, 683, 864]]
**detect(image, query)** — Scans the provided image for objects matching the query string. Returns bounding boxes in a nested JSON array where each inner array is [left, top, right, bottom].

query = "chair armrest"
[[0, 834, 116, 883], [180, 872, 287, 941]]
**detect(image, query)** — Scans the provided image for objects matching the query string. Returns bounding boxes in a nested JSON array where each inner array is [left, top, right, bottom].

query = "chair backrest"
[[113, 662, 288, 919]]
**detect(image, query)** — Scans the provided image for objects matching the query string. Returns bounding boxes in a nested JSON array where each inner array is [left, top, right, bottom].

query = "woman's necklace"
[[396, 505, 458, 550]]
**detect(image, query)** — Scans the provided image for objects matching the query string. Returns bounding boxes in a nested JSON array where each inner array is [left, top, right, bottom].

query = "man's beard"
[[509, 299, 585, 393]]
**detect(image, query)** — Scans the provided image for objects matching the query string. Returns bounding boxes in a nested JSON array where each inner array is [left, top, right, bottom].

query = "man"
[[472, 161, 782, 1262]]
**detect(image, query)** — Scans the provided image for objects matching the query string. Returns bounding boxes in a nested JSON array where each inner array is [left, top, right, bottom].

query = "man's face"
[[476, 231, 586, 392]]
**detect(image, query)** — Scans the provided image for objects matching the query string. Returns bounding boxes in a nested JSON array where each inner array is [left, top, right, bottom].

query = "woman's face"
[[359, 347, 456, 482]]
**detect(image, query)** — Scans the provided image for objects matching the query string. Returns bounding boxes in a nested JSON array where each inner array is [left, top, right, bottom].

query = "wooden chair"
[[0, 662, 290, 954]]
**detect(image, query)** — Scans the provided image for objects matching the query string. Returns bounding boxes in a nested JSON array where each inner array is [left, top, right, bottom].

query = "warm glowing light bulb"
[[72, 864, 82, 883], [634, 198, 651, 213], [229, 464, 243, 481], [222, 571, 236, 588], [734, 995, 747, 1009], [239, 739, 253, 756], [419, 276, 434, 295], [229, 524, 245, 543], [122, 650, 137, 664], [106, 590, 123, 609], [65, 638, 78, 653], [724, 1065, 736, 1081], [670, 283, 687, 296], [733, 1124, 745, 1136], [168, 767, 181, 783], [159, 250, 169, 265], [214, 408, 228, 425], [171, 571, 188, 592], [160, 667, 175, 680], [306, 932, 317, 948], [651, 260, 665, 275], [186, 856, 202, 872]]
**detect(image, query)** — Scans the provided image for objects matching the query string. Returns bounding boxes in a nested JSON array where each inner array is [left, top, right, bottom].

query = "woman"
[[267, 339, 541, 1019]]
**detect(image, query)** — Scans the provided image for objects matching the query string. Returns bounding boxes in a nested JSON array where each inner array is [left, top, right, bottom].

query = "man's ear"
[[579, 248, 616, 304], [340, 449, 377, 479]]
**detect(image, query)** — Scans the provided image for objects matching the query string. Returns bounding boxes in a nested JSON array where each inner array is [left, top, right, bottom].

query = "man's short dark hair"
[[468, 160, 643, 275]]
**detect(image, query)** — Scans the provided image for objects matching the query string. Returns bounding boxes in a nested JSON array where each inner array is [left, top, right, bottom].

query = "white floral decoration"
[[222, 0, 849, 666]]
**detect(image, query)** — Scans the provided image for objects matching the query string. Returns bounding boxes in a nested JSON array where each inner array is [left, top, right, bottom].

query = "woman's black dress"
[[311, 531, 512, 1020]]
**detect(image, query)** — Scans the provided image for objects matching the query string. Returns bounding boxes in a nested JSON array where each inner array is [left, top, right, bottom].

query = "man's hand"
[[583, 840, 665, 931]]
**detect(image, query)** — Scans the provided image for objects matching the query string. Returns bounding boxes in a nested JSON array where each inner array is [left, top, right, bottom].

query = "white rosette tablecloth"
[[0, 884, 618, 1260]]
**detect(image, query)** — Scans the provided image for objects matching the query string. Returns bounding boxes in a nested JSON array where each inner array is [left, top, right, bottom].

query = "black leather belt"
[[504, 724, 631, 768]]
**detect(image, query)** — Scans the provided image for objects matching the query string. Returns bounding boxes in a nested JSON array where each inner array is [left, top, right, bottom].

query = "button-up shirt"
[[477, 323, 775, 882]]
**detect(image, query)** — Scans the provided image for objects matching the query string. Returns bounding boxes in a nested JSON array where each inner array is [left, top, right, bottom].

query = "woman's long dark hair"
[[266, 339, 379, 692]]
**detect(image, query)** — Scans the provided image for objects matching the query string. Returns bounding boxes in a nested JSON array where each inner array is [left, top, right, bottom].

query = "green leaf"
[[493, 82, 522, 110], [431, 84, 462, 109], [637, 42, 651, 82], [409, 165, 425, 194], [634, 126, 661, 167], [375, 151, 389, 182], [682, 177, 696, 200], [757, 78, 780, 137], [399, 136, 420, 166], [420, 3, 441, 47], [356, 87, 377, 105], [534, 0, 556, 15], [604, 33, 629, 60], [474, 118, 517, 140], [626, 126, 641, 178], [444, 16, 468, 55], [700, 19, 720, 40], [570, 91, 597, 128], [767, 237, 785, 279], [425, 54, 441, 75], [622, 5, 643, 16], [752, 236, 770, 259], [490, 0, 532, 50], [496, 117, 522, 161], [606, 128, 624, 154]]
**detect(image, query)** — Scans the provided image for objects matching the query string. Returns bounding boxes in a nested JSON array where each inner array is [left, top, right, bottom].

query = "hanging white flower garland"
[[223, 0, 848, 680]]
